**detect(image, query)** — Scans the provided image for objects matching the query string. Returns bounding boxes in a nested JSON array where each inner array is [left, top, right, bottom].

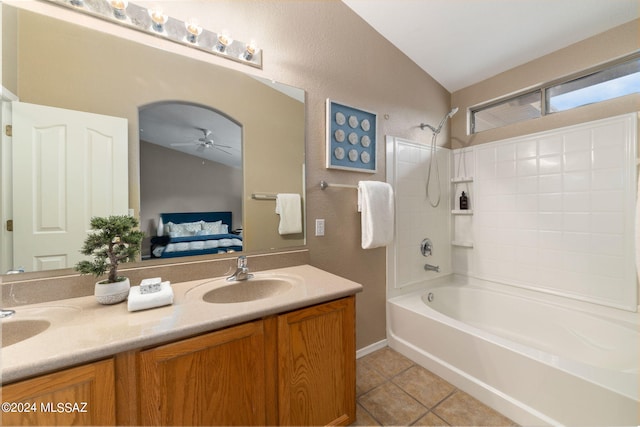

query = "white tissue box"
[[140, 277, 162, 294]]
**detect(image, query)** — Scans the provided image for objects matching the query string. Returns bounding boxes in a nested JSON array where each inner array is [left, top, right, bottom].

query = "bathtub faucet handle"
[[421, 238, 433, 257]]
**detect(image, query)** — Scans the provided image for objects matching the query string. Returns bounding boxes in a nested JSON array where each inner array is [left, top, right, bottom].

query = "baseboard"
[[356, 339, 388, 359]]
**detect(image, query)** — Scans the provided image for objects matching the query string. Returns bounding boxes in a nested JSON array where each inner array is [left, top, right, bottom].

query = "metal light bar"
[[43, 0, 263, 69]]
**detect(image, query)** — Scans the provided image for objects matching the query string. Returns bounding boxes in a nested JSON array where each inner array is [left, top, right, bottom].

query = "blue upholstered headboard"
[[160, 211, 232, 227]]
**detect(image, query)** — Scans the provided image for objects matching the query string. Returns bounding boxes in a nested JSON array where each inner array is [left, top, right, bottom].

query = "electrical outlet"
[[315, 219, 325, 236]]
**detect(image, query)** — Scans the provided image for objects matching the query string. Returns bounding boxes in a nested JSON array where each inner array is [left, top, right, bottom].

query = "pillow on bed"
[[201, 220, 223, 235], [166, 221, 202, 237]]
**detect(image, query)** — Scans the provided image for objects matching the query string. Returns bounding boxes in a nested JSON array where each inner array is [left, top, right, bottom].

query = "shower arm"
[[420, 107, 459, 134]]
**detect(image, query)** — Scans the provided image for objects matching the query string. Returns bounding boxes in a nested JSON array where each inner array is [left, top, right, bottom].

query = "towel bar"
[[251, 193, 277, 200], [320, 180, 358, 190]]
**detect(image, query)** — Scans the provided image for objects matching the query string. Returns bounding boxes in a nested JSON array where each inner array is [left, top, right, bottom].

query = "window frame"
[[469, 51, 640, 134]]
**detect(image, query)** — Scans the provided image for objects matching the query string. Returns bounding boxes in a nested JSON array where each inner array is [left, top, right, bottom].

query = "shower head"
[[420, 107, 459, 134]]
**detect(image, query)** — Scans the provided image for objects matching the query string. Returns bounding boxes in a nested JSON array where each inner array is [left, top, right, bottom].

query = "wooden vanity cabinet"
[[277, 296, 356, 426], [138, 320, 269, 426], [0, 358, 116, 426], [1, 295, 356, 427], [137, 296, 355, 426]]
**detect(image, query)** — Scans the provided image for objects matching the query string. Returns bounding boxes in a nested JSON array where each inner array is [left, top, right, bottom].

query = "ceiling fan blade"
[[215, 147, 233, 155], [215, 143, 232, 149], [171, 142, 196, 147]]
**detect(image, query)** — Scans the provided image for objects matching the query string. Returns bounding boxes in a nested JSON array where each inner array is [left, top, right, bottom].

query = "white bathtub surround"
[[453, 114, 638, 311], [386, 136, 451, 297], [385, 115, 639, 426], [387, 275, 640, 426]]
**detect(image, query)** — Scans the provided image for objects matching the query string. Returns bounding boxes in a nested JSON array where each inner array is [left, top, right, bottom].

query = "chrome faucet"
[[227, 256, 253, 282], [0, 309, 16, 318]]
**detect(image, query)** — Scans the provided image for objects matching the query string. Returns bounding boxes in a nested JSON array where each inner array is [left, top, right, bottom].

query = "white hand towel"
[[127, 281, 174, 312], [275, 193, 302, 235], [358, 181, 394, 249]]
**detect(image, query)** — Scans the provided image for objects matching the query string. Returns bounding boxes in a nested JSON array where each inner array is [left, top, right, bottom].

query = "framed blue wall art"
[[326, 99, 377, 173]]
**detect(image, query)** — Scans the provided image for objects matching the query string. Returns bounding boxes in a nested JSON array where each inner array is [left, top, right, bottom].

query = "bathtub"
[[387, 274, 640, 426]]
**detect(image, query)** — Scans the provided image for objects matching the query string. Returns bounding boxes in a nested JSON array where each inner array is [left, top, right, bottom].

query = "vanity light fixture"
[[43, 0, 263, 69], [109, 0, 127, 19]]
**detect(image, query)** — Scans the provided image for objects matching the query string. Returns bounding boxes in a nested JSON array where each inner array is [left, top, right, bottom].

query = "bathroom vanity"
[[1, 265, 361, 426]]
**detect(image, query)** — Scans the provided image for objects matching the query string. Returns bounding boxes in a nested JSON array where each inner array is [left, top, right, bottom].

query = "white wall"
[[452, 114, 637, 311]]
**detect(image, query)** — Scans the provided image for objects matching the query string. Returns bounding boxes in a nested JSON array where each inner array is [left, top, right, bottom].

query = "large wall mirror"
[[0, 3, 306, 276]]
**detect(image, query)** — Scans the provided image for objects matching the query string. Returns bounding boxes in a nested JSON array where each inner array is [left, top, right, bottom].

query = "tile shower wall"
[[453, 114, 637, 310], [387, 136, 451, 297]]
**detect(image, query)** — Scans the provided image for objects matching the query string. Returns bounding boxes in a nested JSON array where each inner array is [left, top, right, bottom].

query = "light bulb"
[[185, 19, 202, 43], [215, 30, 233, 52], [110, 0, 128, 19], [148, 6, 168, 33], [242, 39, 259, 61]]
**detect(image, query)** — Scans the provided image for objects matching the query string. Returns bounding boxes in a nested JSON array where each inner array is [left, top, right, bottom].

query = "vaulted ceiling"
[[342, 0, 639, 92]]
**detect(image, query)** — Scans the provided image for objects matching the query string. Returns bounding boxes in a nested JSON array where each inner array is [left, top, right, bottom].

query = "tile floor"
[[353, 347, 517, 426]]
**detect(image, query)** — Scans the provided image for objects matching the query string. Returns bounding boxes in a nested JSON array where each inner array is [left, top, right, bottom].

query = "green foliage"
[[75, 215, 144, 283]]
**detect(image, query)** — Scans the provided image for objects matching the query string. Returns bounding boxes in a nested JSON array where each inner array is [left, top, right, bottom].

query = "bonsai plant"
[[75, 215, 144, 304]]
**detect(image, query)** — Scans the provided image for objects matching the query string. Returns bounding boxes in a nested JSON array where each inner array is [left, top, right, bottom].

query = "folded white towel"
[[275, 193, 302, 235], [358, 181, 394, 249], [128, 281, 174, 312]]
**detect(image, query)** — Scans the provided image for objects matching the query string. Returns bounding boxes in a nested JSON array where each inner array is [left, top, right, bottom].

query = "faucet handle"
[[237, 256, 247, 269]]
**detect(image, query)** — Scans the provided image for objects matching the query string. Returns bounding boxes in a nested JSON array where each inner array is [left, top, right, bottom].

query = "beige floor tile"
[[352, 403, 381, 426], [433, 390, 516, 427], [361, 346, 414, 379], [392, 365, 455, 409], [358, 382, 427, 426], [413, 411, 450, 426], [357, 357, 388, 396]]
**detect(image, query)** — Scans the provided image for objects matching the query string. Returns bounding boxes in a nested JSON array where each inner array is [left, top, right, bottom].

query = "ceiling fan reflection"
[[170, 127, 233, 155]]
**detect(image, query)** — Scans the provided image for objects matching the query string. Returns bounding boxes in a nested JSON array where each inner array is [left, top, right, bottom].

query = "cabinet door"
[[138, 320, 266, 426], [0, 358, 116, 426], [278, 296, 356, 426]]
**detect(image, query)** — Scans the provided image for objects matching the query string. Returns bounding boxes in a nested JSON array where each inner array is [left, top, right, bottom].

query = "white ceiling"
[[139, 102, 242, 169], [342, 0, 639, 92]]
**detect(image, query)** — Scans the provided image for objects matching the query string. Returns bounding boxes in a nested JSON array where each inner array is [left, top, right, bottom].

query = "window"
[[547, 57, 640, 112], [470, 53, 640, 134], [472, 91, 541, 133]]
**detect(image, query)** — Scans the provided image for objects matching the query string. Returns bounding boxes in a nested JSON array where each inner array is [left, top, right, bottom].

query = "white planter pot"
[[94, 277, 130, 305]]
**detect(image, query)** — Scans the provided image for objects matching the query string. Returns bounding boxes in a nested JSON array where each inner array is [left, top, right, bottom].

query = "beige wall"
[[451, 19, 640, 149], [6, 0, 450, 350]]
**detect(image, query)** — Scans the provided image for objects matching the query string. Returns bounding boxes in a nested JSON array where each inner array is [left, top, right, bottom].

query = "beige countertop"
[[1, 265, 362, 384]]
